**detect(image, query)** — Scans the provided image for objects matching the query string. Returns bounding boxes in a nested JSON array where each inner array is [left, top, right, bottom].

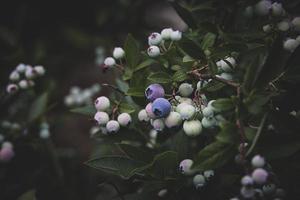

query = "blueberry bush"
[[73, 0, 300, 199]]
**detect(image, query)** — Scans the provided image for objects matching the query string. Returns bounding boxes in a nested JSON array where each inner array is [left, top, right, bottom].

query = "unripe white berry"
[[104, 57, 116, 67], [292, 17, 300, 32], [283, 39, 299, 52], [252, 168, 268, 184], [148, 32, 162, 46], [11, 123, 20, 131], [251, 155, 265, 168], [157, 189, 168, 197], [271, 2, 283, 16], [277, 21, 290, 32], [175, 96, 193, 105], [152, 119, 165, 131], [263, 24, 272, 32], [164, 111, 182, 128], [16, 63, 26, 73], [113, 47, 125, 59], [106, 120, 120, 133], [39, 128, 50, 139], [6, 84, 18, 94], [179, 159, 194, 175], [183, 120, 202, 137], [202, 106, 214, 118], [18, 80, 29, 89], [34, 65, 45, 76], [94, 111, 109, 125], [221, 57, 236, 72], [244, 6, 253, 18], [9, 71, 20, 82], [161, 28, 173, 40], [117, 113, 132, 126], [2, 141, 13, 149], [25, 66, 37, 79], [203, 170, 214, 180], [149, 129, 158, 139], [254, 0, 271, 16], [240, 187, 255, 199], [147, 46, 160, 57], [179, 104, 196, 120], [138, 109, 150, 122], [193, 174, 206, 189], [201, 117, 217, 128], [241, 175, 254, 186], [178, 83, 194, 97], [94, 96, 110, 111], [170, 30, 182, 41]]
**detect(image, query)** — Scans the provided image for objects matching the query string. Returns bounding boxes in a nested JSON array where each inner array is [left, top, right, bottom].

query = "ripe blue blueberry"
[[145, 84, 165, 102], [152, 98, 171, 118]]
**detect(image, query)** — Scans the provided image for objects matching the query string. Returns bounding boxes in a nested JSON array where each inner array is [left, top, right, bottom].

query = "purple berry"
[[145, 84, 165, 102], [0, 147, 15, 162], [152, 98, 171, 118], [252, 168, 268, 184]]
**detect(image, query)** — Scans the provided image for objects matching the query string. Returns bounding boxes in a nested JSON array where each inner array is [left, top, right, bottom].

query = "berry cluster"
[[6, 63, 45, 94], [138, 83, 225, 138], [147, 28, 182, 57], [64, 84, 101, 107], [101, 47, 125, 72], [216, 56, 236, 81], [93, 96, 132, 134], [231, 155, 285, 200], [245, 0, 300, 52], [1, 120, 21, 132]]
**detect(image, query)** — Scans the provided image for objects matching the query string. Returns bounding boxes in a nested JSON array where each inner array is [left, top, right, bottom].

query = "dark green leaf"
[[134, 59, 156, 72], [201, 32, 216, 50], [17, 190, 36, 200], [216, 122, 238, 144], [119, 102, 136, 114], [212, 98, 235, 112], [28, 92, 48, 122], [148, 151, 178, 178], [147, 72, 172, 83], [71, 105, 96, 116], [172, 69, 188, 82], [126, 87, 145, 97], [124, 34, 140, 69], [118, 143, 153, 163], [178, 36, 205, 60]]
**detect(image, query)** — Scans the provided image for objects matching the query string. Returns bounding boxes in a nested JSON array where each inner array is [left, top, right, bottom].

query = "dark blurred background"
[[0, 0, 187, 199]]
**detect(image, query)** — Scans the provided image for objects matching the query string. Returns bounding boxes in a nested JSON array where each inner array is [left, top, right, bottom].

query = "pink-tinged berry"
[[145, 84, 165, 102], [106, 120, 120, 133], [94, 111, 109, 125], [151, 119, 165, 131], [252, 168, 268, 184], [138, 109, 150, 122], [117, 113, 132, 126], [25, 66, 38, 79], [0, 147, 15, 162], [179, 159, 194, 175], [145, 103, 156, 119], [147, 46, 160, 57], [6, 84, 18, 94], [94, 96, 110, 111], [148, 32, 162, 46]]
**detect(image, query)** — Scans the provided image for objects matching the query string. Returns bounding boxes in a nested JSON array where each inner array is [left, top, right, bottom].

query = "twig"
[[246, 113, 268, 157], [101, 83, 126, 95]]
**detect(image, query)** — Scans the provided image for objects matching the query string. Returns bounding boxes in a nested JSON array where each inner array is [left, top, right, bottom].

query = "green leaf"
[[202, 81, 225, 92], [164, 130, 190, 161], [123, 68, 133, 81], [148, 151, 178, 178], [17, 190, 36, 200], [178, 36, 205, 60], [28, 92, 48, 122], [147, 72, 172, 84], [216, 122, 238, 144], [126, 87, 145, 97], [134, 59, 156, 72], [172, 69, 188, 82], [118, 143, 153, 163], [71, 105, 96, 116], [201, 32, 216, 50], [124, 34, 140, 69], [86, 156, 146, 179], [119, 102, 136, 114], [261, 141, 300, 160], [193, 141, 235, 171], [169, 2, 197, 29], [212, 98, 235, 112]]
